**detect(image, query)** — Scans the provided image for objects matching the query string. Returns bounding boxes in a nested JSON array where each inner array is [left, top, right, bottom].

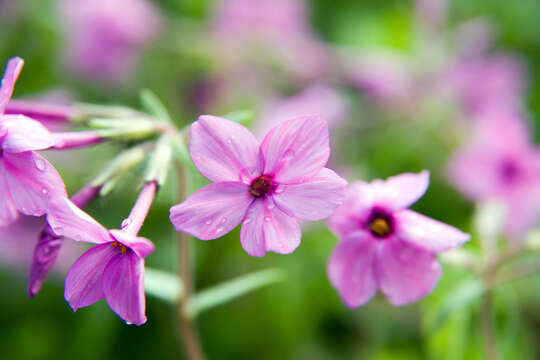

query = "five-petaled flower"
[[0, 57, 67, 226], [327, 171, 470, 307], [170, 115, 347, 256], [47, 196, 154, 325]]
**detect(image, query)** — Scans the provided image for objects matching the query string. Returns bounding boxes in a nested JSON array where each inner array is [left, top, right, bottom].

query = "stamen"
[[370, 218, 391, 237], [249, 175, 274, 198], [111, 241, 127, 254]]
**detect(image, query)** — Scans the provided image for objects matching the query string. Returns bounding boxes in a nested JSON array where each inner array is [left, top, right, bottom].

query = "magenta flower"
[[59, 0, 162, 83], [170, 115, 347, 256], [47, 196, 154, 325], [0, 57, 67, 226], [328, 171, 470, 307], [448, 107, 540, 236]]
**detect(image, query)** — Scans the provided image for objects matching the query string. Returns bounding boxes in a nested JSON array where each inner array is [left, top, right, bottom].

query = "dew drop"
[[205, 219, 213, 225], [267, 203, 275, 210], [226, 137, 234, 144], [264, 217, 271, 222], [41, 188, 49, 195], [274, 187, 284, 194], [220, 217, 227, 224], [216, 227, 224, 233], [243, 218, 252, 224], [34, 158, 46, 171]]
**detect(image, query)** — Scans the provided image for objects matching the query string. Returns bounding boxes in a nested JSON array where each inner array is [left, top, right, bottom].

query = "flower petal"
[[3, 152, 67, 217], [327, 238, 377, 308], [102, 252, 146, 325], [47, 196, 110, 244], [170, 182, 253, 240], [64, 242, 118, 311], [240, 198, 301, 257], [260, 116, 329, 183], [189, 115, 263, 183], [0, 167, 18, 226], [109, 229, 154, 258], [0, 57, 24, 114], [273, 168, 347, 221], [374, 171, 430, 210], [395, 210, 470, 252], [1, 115, 55, 152], [328, 181, 376, 237], [376, 240, 441, 306]]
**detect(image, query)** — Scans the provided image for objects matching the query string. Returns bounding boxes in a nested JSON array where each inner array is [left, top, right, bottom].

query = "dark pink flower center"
[[367, 209, 394, 238], [499, 159, 520, 183], [249, 175, 275, 198]]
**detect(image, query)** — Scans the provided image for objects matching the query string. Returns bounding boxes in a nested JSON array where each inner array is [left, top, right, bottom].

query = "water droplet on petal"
[[205, 219, 213, 225], [216, 227, 224, 233], [274, 187, 284, 194], [34, 158, 46, 171], [41, 188, 49, 195], [220, 217, 227, 224], [264, 217, 271, 222], [226, 137, 234, 144], [243, 218, 252, 224], [267, 203, 275, 210]]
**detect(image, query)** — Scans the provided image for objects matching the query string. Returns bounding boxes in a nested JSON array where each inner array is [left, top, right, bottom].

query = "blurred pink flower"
[[256, 85, 349, 136], [0, 57, 67, 226], [442, 55, 525, 114], [448, 107, 540, 236], [47, 196, 155, 325], [328, 171, 469, 307], [59, 0, 162, 83], [170, 115, 347, 257], [211, 0, 330, 80]]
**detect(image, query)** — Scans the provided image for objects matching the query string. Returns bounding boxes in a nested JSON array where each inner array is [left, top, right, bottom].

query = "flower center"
[[368, 209, 394, 238], [112, 241, 127, 254], [249, 175, 275, 198], [499, 160, 520, 183]]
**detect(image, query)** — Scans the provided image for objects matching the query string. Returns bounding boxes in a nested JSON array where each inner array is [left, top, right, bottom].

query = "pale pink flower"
[[170, 115, 347, 256], [59, 0, 162, 83], [0, 57, 67, 226], [328, 171, 470, 307], [448, 107, 540, 236], [47, 196, 155, 325]]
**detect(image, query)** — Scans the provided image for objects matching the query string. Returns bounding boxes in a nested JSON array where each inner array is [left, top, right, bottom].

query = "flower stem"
[[480, 291, 499, 360], [121, 181, 158, 236], [176, 165, 205, 360]]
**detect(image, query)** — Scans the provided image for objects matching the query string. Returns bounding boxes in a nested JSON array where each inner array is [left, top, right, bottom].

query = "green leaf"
[[144, 136, 173, 185], [186, 268, 285, 318], [144, 268, 184, 303], [140, 89, 172, 123], [426, 277, 486, 332]]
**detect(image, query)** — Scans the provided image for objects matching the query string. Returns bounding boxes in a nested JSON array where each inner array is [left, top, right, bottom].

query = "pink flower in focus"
[[0, 57, 67, 226], [59, 0, 162, 83], [256, 85, 349, 137], [328, 171, 470, 306], [47, 197, 154, 325], [448, 107, 540, 236], [170, 115, 347, 256], [211, 0, 330, 80]]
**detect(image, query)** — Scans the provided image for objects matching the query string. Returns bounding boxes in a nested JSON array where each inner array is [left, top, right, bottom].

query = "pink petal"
[[1, 115, 55, 152], [327, 238, 377, 308], [375, 171, 430, 210], [0, 57, 24, 114], [260, 116, 329, 184], [328, 181, 375, 237], [273, 168, 347, 221], [376, 240, 441, 306], [47, 196, 110, 244], [189, 115, 263, 183], [170, 182, 253, 240], [240, 197, 301, 257], [3, 152, 67, 217], [64, 242, 118, 311], [0, 168, 18, 226], [395, 210, 470, 252], [102, 252, 146, 325], [109, 229, 154, 258]]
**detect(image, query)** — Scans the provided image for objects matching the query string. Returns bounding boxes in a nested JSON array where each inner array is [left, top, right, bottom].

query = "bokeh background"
[[2, 0, 540, 359]]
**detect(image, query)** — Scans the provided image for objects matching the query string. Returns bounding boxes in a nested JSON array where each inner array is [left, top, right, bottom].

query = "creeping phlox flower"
[[0, 57, 67, 226], [170, 115, 347, 256], [448, 107, 540, 237], [328, 171, 470, 307], [47, 197, 154, 325]]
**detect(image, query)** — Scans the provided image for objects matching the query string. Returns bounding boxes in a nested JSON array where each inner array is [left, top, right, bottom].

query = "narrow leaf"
[[145, 267, 184, 303], [140, 89, 172, 123], [186, 268, 285, 318]]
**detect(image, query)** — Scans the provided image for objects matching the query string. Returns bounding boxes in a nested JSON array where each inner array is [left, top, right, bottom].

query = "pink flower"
[[59, 0, 162, 83], [328, 171, 470, 307], [256, 85, 349, 137], [448, 107, 540, 236], [0, 57, 67, 226], [47, 196, 154, 325], [170, 115, 347, 256]]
